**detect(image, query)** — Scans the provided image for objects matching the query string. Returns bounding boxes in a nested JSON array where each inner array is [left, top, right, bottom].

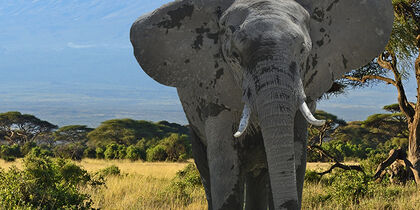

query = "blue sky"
[[0, 0, 416, 127]]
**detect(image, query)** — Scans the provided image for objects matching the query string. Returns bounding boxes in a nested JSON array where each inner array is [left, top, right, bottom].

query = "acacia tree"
[[341, 0, 420, 183], [0, 112, 57, 145]]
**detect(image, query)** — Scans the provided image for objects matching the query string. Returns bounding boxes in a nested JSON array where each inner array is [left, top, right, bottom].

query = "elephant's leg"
[[205, 111, 244, 210], [294, 109, 309, 206], [190, 127, 213, 210], [244, 169, 270, 210]]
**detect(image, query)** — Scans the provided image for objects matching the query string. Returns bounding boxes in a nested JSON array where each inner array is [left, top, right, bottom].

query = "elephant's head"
[[130, 0, 393, 208]]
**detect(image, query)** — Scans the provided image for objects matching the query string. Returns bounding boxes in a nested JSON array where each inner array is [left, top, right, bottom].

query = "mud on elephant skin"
[[130, 0, 393, 209]]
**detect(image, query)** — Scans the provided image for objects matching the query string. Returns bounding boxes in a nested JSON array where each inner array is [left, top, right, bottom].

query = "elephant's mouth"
[[233, 90, 325, 138]]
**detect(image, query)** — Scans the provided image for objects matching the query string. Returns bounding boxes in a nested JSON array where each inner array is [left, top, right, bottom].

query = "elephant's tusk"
[[299, 102, 326, 126], [234, 104, 251, 138]]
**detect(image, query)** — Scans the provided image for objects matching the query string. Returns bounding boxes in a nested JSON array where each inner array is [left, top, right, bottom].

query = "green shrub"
[[83, 147, 97, 158], [126, 145, 143, 161], [96, 147, 105, 159], [0, 144, 21, 159], [104, 144, 119, 159], [146, 145, 168, 161], [117, 145, 127, 159], [328, 170, 369, 206], [160, 134, 191, 161], [96, 165, 121, 178], [0, 154, 102, 209], [30, 146, 53, 157], [360, 153, 388, 175], [21, 141, 37, 156], [165, 163, 202, 205], [53, 143, 85, 160], [304, 170, 321, 184]]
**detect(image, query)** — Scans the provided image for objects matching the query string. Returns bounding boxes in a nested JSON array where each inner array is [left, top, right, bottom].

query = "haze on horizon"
[[0, 0, 416, 127]]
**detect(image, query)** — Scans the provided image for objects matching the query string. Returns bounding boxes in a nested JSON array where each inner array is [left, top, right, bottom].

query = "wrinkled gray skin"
[[130, 0, 393, 209]]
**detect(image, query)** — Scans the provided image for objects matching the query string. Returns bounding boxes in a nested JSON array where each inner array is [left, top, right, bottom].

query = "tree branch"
[[317, 162, 365, 176], [343, 75, 397, 87]]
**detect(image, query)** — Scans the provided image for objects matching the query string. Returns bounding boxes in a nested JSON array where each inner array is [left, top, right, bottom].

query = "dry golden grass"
[[78, 158, 190, 179], [0, 159, 23, 170], [3, 159, 420, 209]]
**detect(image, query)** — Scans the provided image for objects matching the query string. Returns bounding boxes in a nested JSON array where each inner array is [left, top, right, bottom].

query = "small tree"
[[126, 145, 143, 161], [0, 112, 57, 145], [341, 0, 420, 183], [146, 145, 167, 161], [160, 134, 191, 161]]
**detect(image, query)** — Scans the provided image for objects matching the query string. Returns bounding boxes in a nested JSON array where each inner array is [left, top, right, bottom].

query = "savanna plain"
[[1, 158, 419, 210]]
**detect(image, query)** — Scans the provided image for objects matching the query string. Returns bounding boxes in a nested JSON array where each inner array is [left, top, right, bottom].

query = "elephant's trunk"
[[255, 84, 299, 209], [243, 57, 311, 209]]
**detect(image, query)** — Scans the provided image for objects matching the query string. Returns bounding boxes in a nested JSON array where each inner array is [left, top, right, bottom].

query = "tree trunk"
[[408, 35, 420, 184]]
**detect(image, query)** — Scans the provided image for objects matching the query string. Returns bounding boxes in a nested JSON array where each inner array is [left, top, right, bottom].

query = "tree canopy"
[[87, 119, 189, 146], [0, 112, 57, 145]]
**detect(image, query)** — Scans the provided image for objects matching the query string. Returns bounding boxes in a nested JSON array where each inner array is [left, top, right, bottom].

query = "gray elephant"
[[130, 0, 393, 209]]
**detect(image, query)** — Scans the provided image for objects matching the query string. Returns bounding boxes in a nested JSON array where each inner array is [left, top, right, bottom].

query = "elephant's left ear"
[[297, 0, 394, 100], [130, 0, 234, 88]]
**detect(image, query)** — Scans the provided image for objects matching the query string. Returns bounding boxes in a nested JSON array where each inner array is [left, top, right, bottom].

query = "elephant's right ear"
[[130, 0, 233, 87]]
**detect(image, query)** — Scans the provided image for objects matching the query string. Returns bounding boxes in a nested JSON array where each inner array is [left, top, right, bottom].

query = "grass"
[[2, 159, 420, 209]]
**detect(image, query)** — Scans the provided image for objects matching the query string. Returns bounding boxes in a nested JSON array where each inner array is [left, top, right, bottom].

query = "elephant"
[[130, 0, 393, 209]]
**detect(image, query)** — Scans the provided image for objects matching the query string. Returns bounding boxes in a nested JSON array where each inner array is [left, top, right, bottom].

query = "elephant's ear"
[[297, 0, 394, 100], [130, 0, 233, 87]]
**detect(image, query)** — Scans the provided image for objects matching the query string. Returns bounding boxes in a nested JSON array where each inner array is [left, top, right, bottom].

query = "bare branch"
[[343, 75, 397, 87], [317, 162, 365, 176]]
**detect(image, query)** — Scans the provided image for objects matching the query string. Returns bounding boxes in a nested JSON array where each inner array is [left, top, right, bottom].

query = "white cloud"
[[67, 42, 95, 49]]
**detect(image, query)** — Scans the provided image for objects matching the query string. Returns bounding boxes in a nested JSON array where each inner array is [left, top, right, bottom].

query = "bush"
[[104, 144, 119, 159], [165, 163, 202, 205], [360, 153, 388, 175], [126, 145, 143, 161], [305, 170, 321, 184], [53, 143, 85, 160], [117, 145, 127, 159], [0, 154, 102, 209], [160, 134, 191, 161], [146, 145, 168, 161], [0, 144, 21, 161], [328, 170, 369, 206], [96, 147, 105, 159], [21, 141, 37, 156], [96, 165, 121, 178], [83, 147, 96, 158], [30, 146, 53, 157]]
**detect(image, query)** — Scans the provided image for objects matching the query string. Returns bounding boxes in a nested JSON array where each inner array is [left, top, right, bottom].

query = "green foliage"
[[0, 144, 21, 160], [0, 154, 102, 209], [328, 170, 369, 205], [0, 111, 57, 145], [83, 147, 96, 158], [360, 153, 389, 175], [53, 142, 86, 160], [388, 0, 419, 62], [160, 133, 191, 161], [54, 125, 93, 143], [95, 147, 105, 159], [126, 145, 143, 161], [30, 146, 53, 158], [165, 163, 202, 205], [304, 170, 321, 184], [146, 145, 168, 161], [21, 141, 37, 156], [87, 119, 189, 147], [104, 143, 119, 160], [96, 165, 121, 178]]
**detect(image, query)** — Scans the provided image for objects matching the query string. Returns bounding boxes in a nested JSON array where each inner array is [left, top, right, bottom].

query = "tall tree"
[[0, 112, 57, 145], [341, 0, 420, 183]]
